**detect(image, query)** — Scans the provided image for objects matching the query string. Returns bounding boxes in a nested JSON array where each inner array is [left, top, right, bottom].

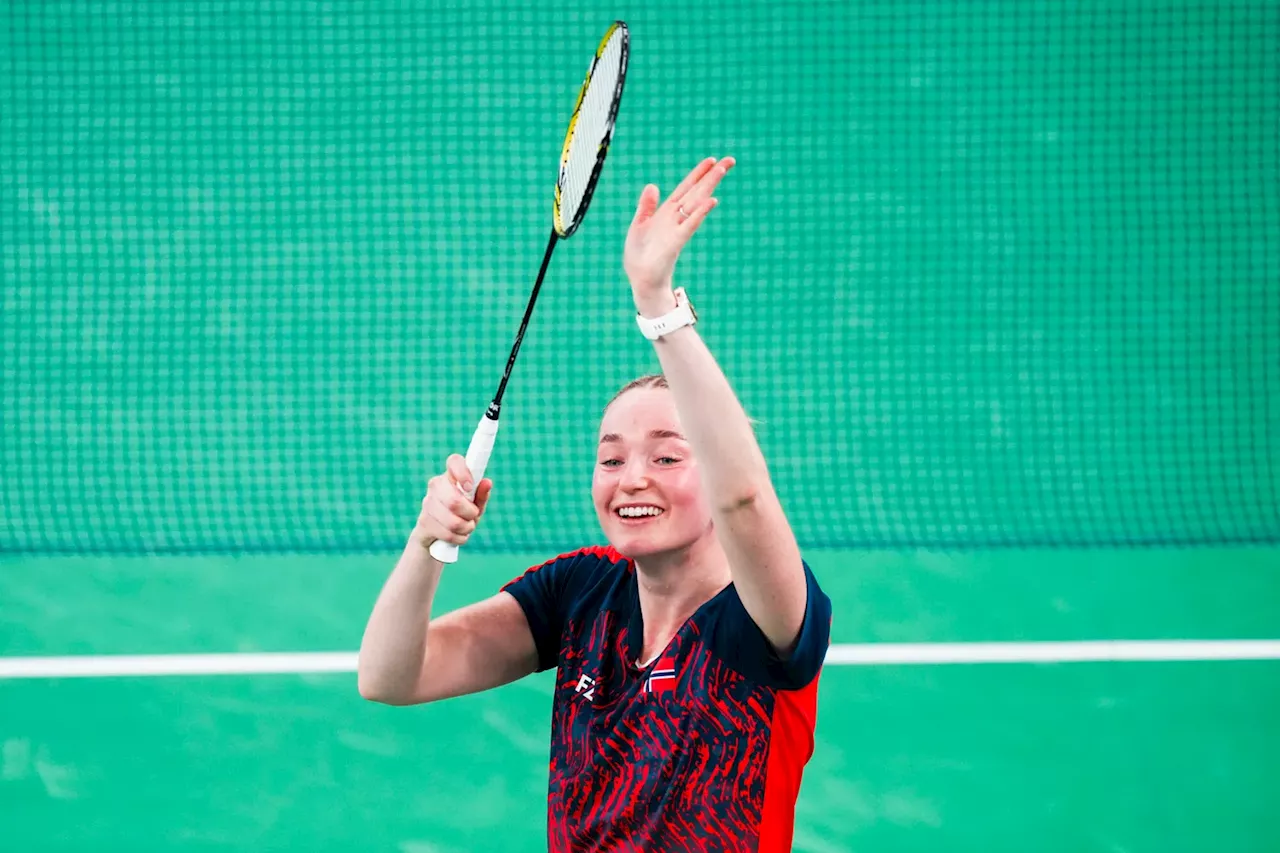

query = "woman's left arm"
[[624, 156, 808, 655]]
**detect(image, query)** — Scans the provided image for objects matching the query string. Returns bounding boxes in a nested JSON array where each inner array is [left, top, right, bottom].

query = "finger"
[[417, 491, 458, 544], [440, 481, 481, 521], [473, 478, 494, 517], [677, 157, 735, 210], [631, 184, 660, 225], [445, 453, 475, 493], [433, 519, 475, 543], [679, 197, 719, 234], [425, 494, 477, 538], [426, 472, 480, 521], [665, 158, 718, 206]]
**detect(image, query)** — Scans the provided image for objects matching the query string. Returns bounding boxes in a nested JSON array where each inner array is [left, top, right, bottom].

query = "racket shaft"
[[428, 411, 500, 563], [432, 230, 555, 564]]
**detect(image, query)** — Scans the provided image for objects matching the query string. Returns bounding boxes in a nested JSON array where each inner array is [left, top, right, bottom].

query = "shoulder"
[[502, 545, 630, 609], [500, 545, 632, 673], [502, 544, 628, 587], [699, 559, 832, 690]]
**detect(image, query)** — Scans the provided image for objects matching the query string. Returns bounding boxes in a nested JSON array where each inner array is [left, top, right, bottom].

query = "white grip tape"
[[429, 413, 500, 564]]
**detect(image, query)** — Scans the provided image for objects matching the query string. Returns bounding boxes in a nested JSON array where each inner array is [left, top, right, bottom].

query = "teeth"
[[617, 506, 662, 518]]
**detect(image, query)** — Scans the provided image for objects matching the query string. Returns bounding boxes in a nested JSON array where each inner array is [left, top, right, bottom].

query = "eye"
[[656, 456, 681, 465], [599, 458, 623, 468]]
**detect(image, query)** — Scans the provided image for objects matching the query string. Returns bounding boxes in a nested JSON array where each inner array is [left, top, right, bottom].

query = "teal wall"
[[3, 2, 1276, 553]]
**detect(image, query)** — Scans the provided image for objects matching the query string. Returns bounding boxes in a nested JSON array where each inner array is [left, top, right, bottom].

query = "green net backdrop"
[[2, 1, 1277, 554]]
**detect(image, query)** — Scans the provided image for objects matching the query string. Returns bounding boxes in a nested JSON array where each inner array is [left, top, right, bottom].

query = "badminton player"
[[359, 156, 832, 853]]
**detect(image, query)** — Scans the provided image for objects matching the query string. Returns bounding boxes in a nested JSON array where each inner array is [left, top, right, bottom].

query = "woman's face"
[[592, 387, 714, 559]]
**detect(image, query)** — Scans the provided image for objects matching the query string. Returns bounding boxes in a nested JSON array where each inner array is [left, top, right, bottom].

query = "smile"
[[615, 505, 664, 519]]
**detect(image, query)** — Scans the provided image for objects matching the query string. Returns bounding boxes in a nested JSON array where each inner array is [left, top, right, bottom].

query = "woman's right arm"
[[357, 456, 539, 705]]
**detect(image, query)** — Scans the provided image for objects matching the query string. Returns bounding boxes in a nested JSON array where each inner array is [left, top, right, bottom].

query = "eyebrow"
[[599, 429, 687, 444]]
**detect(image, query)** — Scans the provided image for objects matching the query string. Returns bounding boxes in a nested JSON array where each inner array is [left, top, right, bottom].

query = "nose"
[[618, 455, 650, 491]]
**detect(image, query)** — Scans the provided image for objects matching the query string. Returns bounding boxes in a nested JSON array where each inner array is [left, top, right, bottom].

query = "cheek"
[[591, 469, 611, 511], [666, 468, 711, 518]]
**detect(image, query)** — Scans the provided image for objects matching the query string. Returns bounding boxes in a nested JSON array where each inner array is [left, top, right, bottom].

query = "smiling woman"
[[357, 157, 833, 853], [592, 375, 715, 567]]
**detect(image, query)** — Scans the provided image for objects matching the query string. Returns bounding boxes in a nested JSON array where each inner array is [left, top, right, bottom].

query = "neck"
[[631, 531, 731, 664]]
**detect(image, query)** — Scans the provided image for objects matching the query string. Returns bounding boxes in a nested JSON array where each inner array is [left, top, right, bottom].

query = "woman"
[[358, 156, 832, 853]]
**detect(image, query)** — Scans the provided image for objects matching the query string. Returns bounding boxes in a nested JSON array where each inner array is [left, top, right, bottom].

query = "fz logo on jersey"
[[575, 673, 597, 702]]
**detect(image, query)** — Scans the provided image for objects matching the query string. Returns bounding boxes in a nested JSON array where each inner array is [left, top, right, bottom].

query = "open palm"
[[624, 157, 735, 306]]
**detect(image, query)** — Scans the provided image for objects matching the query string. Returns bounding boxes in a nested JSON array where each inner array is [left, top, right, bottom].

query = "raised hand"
[[623, 156, 735, 315]]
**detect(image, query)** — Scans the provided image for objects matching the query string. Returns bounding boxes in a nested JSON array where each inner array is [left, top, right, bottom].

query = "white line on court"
[[1, 641, 1278, 679], [822, 640, 1280, 665], [0, 652, 359, 679]]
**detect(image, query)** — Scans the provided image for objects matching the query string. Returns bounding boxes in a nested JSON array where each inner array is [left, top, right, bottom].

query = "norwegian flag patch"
[[645, 650, 678, 695]]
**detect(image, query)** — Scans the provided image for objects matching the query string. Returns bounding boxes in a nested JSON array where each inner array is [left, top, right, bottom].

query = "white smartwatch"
[[636, 287, 698, 340]]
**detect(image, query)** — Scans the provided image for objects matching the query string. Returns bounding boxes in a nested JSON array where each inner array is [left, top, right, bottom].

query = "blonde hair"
[[605, 373, 668, 412], [604, 373, 761, 428]]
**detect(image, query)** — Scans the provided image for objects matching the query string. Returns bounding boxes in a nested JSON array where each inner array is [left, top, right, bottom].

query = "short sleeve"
[[707, 560, 832, 690], [501, 549, 604, 672]]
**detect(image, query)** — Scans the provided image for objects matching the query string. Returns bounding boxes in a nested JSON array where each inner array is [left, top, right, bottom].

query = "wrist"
[[633, 289, 679, 319], [634, 286, 698, 341], [410, 524, 437, 552]]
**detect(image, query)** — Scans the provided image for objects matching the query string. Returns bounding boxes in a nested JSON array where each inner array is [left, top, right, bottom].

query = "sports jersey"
[[503, 545, 832, 852]]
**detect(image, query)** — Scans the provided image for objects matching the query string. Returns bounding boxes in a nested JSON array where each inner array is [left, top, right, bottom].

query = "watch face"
[[675, 287, 695, 321]]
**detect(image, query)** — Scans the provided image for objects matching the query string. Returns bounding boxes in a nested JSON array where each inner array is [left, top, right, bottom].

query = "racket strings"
[[558, 28, 626, 228]]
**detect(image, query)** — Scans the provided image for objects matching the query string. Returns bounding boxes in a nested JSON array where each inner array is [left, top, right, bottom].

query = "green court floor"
[[2, 548, 1278, 851]]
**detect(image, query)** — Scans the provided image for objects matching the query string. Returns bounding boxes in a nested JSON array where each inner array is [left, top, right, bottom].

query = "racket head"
[[552, 21, 630, 238]]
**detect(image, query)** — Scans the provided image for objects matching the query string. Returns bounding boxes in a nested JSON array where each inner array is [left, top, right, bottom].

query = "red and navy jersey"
[[502, 545, 832, 853]]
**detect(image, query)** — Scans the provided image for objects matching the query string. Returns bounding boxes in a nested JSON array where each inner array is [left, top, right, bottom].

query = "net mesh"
[[2, 1, 1277, 554]]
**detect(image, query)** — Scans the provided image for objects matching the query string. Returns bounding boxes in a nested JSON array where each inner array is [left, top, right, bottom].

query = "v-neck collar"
[[622, 559, 735, 671]]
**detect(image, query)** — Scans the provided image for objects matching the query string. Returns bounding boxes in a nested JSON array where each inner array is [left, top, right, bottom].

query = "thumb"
[[631, 184, 660, 224], [473, 478, 494, 517]]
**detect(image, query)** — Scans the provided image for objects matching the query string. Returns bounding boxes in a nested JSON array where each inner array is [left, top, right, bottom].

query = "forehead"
[[599, 387, 682, 438]]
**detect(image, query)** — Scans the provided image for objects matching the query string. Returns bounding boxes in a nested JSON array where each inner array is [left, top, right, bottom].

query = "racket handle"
[[429, 411, 500, 564]]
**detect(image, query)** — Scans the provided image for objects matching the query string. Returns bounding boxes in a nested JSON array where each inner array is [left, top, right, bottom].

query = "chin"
[[612, 537, 663, 559], [607, 527, 689, 560]]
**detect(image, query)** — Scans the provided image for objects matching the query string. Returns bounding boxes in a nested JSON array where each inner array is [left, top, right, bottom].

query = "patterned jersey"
[[503, 545, 832, 852]]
